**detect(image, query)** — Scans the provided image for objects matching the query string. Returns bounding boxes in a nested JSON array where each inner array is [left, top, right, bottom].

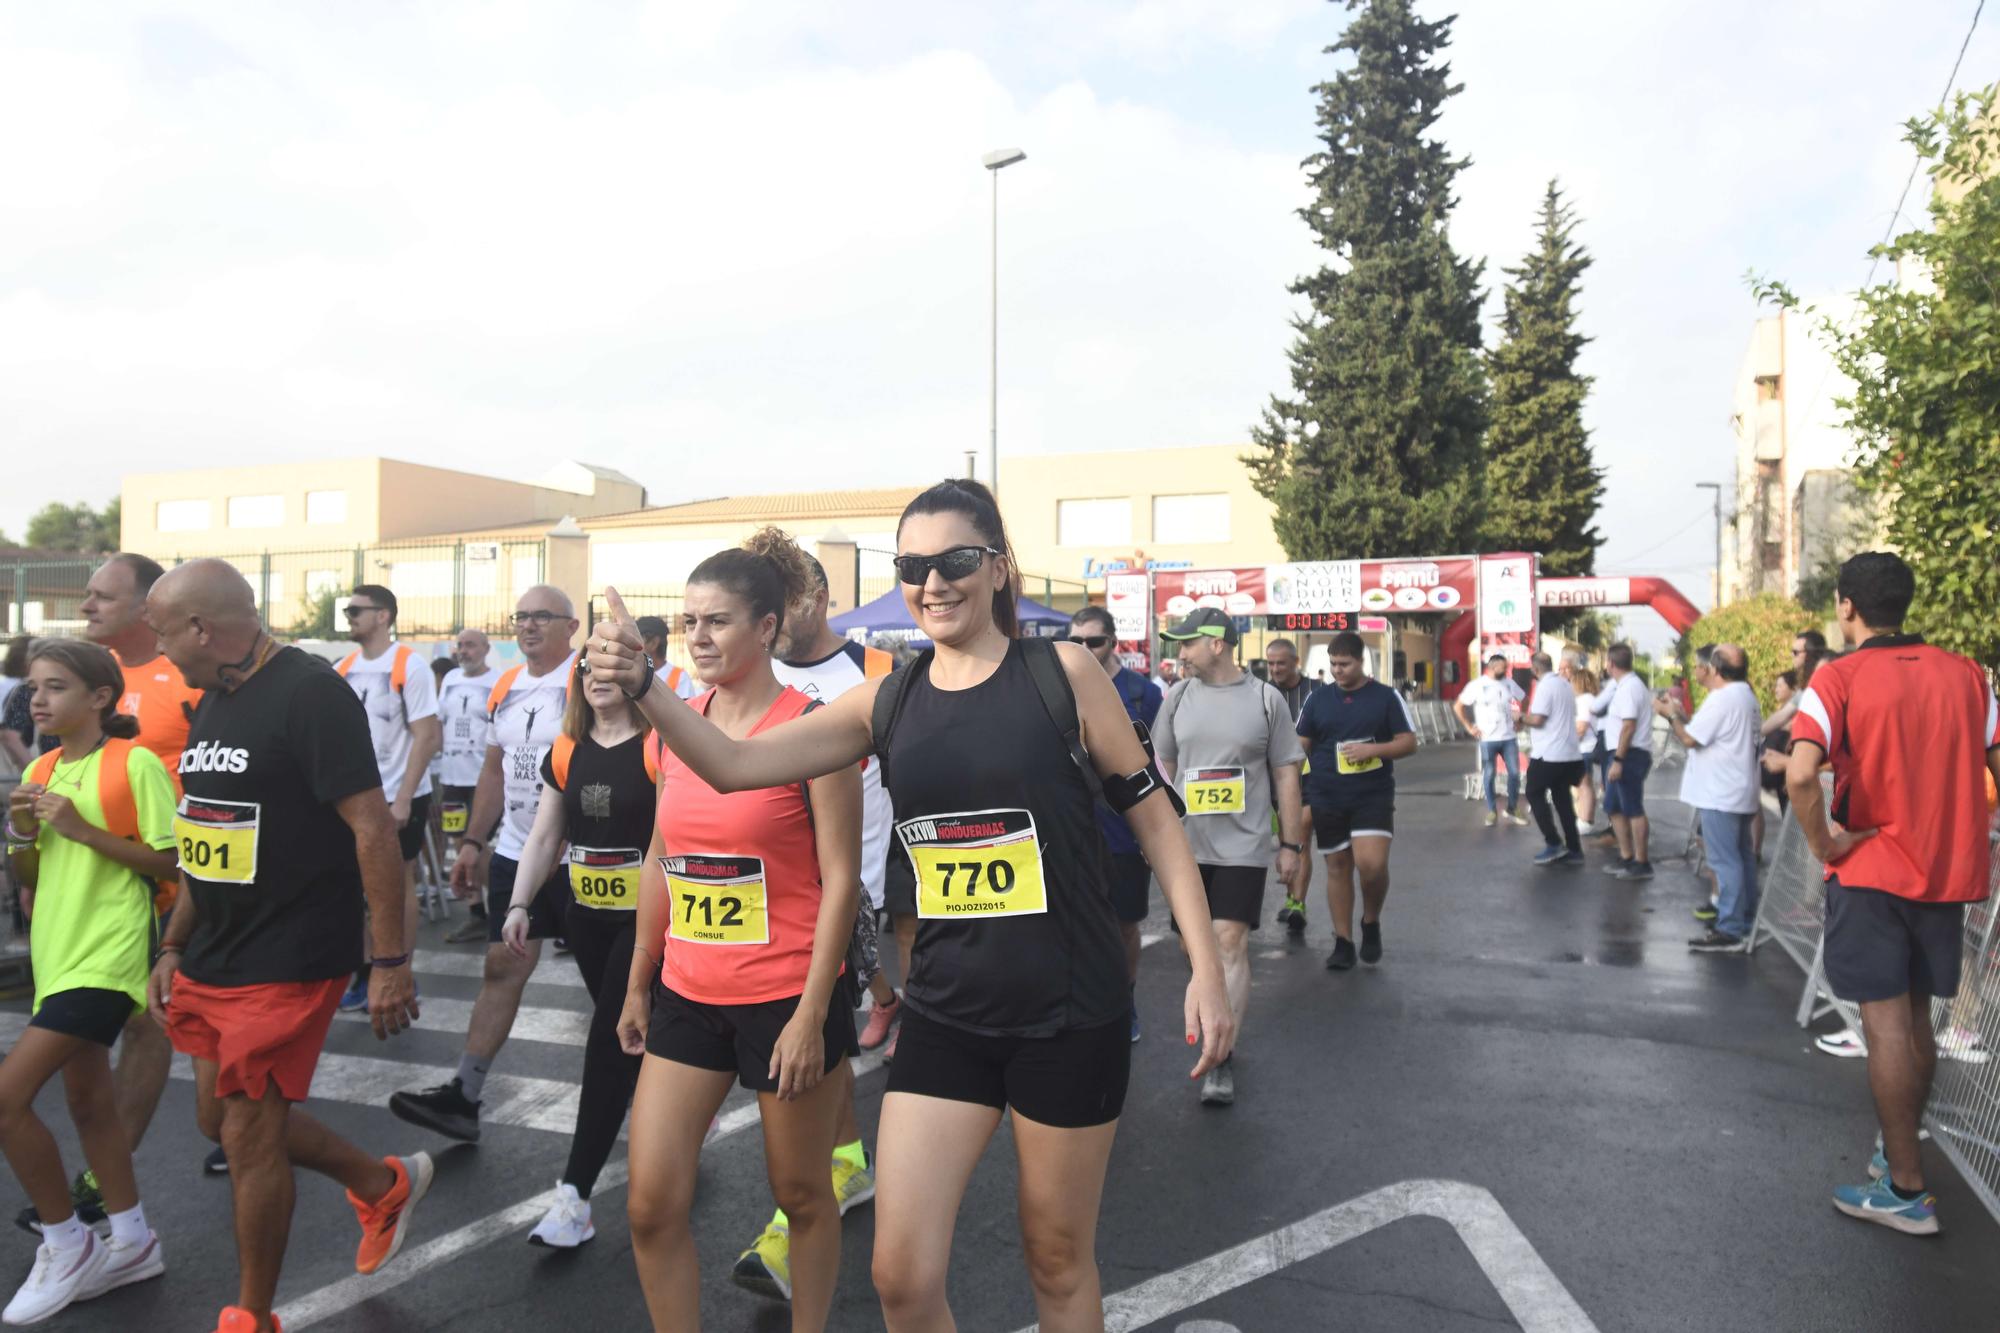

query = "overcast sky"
[[3, 1, 1993, 647]]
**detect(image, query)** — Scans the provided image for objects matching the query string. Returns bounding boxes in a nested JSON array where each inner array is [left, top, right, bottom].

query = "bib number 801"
[[180, 836, 232, 871]]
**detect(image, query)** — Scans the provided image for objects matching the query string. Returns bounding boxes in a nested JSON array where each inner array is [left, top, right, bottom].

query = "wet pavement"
[[9, 742, 1999, 1330]]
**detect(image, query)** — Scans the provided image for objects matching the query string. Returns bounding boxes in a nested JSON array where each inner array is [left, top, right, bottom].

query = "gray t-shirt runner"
[[1156, 671, 1304, 868]]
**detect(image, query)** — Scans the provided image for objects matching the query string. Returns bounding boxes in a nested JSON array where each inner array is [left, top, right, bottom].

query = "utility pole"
[[982, 147, 1026, 495], [1696, 482, 1724, 607]]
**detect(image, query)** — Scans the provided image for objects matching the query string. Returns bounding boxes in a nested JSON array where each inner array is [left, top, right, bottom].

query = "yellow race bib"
[[662, 855, 768, 945], [1183, 766, 1247, 815], [568, 846, 642, 910], [1336, 745, 1382, 775], [899, 810, 1049, 920], [174, 796, 259, 886], [439, 802, 469, 835]]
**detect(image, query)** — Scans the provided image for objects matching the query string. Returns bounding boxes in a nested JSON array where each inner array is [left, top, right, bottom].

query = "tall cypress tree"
[[1481, 180, 1603, 581], [1247, 0, 1487, 559]]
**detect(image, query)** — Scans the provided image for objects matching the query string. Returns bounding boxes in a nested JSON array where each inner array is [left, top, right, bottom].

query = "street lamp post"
[[982, 147, 1026, 494], [1696, 482, 1723, 607]]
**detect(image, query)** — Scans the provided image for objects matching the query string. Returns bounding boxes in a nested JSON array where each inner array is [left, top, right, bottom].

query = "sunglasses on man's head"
[[1068, 634, 1111, 649], [893, 545, 1000, 586]]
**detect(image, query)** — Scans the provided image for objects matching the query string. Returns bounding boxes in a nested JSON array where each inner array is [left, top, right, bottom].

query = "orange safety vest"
[[550, 732, 660, 790], [861, 646, 894, 679], [25, 739, 144, 841], [335, 643, 414, 692], [484, 660, 575, 716]]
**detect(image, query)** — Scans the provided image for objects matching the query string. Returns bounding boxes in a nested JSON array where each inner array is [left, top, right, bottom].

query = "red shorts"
[[166, 974, 344, 1102]]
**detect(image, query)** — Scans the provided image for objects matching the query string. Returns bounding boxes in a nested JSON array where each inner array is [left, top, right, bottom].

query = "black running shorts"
[[396, 792, 433, 863], [1310, 795, 1395, 852], [31, 988, 137, 1048], [646, 984, 858, 1093], [1823, 876, 1966, 1004], [886, 1006, 1129, 1128]]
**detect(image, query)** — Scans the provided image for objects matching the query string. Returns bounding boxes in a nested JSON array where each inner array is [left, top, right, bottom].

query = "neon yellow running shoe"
[[833, 1156, 876, 1216], [732, 1221, 791, 1301]]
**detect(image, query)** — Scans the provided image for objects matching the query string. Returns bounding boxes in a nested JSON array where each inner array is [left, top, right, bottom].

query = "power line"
[[1794, 0, 1986, 428], [1600, 509, 1712, 568]]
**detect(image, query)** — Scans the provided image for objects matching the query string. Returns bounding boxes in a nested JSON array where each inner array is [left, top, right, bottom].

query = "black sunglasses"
[[342, 605, 382, 620], [1068, 634, 1111, 649], [893, 545, 1000, 586]]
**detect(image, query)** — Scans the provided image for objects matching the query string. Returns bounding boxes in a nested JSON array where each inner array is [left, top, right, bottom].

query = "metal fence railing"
[[4, 539, 548, 644], [1749, 792, 2000, 1225]]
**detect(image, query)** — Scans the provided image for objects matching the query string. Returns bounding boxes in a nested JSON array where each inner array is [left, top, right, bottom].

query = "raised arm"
[[587, 587, 874, 790]]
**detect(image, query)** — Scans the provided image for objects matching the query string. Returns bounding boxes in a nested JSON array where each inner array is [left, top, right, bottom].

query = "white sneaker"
[[4, 1232, 108, 1325], [527, 1183, 594, 1249], [1940, 1026, 1990, 1065], [1815, 1029, 1866, 1059], [79, 1231, 163, 1298]]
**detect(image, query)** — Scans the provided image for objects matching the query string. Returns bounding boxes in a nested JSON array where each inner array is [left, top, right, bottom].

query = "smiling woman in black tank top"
[[587, 480, 1233, 1330]]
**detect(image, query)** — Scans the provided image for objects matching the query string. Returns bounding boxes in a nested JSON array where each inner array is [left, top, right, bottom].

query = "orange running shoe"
[[214, 1307, 281, 1333], [348, 1152, 434, 1275]]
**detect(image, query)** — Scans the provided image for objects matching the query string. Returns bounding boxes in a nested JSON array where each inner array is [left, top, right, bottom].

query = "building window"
[[155, 499, 212, 532], [1152, 493, 1230, 544], [305, 490, 348, 525], [227, 494, 284, 529], [1057, 498, 1132, 547]]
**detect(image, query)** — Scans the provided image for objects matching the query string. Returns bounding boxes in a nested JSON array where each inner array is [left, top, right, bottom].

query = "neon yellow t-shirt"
[[29, 743, 176, 1013]]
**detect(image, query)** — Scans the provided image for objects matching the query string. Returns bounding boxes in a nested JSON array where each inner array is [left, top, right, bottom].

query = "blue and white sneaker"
[[1832, 1176, 1939, 1235], [1868, 1143, 1889, 1181], [337, 982, 370, 1014], [1532, 846, 1566, 866]]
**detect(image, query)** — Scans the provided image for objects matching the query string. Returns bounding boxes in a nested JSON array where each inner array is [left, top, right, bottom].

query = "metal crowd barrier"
[[1749, 798, 2000, 1224]]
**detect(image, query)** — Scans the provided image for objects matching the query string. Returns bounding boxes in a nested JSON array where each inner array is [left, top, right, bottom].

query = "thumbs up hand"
[[589, 587, 649, 697]]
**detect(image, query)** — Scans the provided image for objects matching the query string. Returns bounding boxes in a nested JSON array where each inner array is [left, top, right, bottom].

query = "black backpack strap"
[[1021, 638, 1103, 802], [869, 649, 930, 792]]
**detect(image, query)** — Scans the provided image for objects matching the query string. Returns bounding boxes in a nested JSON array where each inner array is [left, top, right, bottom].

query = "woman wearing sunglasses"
[[589, 479, 1232, 1331]]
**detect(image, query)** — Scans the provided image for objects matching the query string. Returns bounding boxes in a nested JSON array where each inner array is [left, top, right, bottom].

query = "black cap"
[[1161, 606, 1238, 645]]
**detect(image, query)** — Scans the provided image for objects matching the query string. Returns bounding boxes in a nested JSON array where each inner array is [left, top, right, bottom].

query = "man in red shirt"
[[1788, 552, 2000, 1236]]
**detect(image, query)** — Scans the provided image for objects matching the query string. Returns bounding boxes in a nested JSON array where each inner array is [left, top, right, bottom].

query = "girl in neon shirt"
[[616, 538, 862, 1332], [1, 640, 176, 1321]]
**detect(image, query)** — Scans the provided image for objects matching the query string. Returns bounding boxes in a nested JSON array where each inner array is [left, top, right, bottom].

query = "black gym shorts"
[[646, 984, 858, 1092], [1823, 875, 1967, 1004], [31, 988, 137, 1047], [886, 1006, 1129, 1128], [486, 853, 569, 945], [1310, 794, 1396, 853], [396, 792, 433, 863], [1106, 851, 1152, 924]]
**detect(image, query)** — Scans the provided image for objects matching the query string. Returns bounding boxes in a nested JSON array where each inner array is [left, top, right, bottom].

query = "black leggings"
[[561, 904, 641, 1198], [1526, 758, 1586, 853]]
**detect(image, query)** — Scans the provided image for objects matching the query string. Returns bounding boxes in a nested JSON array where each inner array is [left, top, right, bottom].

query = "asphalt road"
[[8, 743, 1998, 1331]]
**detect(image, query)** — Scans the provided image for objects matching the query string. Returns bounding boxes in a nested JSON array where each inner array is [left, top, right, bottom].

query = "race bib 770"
[[899, 810, 1048, 921]]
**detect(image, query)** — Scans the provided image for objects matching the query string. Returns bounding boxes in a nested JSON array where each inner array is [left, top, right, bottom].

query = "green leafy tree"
[[287, 587, 338, 640], [1754, 85, 2000, 670], [24, 500, 118, 554], [1679, 592, 1817, 714], [1481, 181, 1604, 600], [1246, 0, 1487, 559]]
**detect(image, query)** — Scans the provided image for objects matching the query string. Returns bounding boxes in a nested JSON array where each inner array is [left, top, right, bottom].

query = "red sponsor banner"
[[1155, 558, 1476, 618], [1153, 566, 1268, 619]]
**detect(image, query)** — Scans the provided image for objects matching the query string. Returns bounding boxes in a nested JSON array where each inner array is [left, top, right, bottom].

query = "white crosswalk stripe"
[[334, 994, 593, 1046], [410, 948, 588, 989]]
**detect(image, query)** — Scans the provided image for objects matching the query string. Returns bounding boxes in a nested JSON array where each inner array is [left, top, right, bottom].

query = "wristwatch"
[[1279, 841, 1304, 854]]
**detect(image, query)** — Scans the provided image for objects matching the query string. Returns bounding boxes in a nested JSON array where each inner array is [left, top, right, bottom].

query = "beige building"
[[1003, 444, 1286, 586], [123, 457, 645, 560], [1720, 307, 1867, 604]]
